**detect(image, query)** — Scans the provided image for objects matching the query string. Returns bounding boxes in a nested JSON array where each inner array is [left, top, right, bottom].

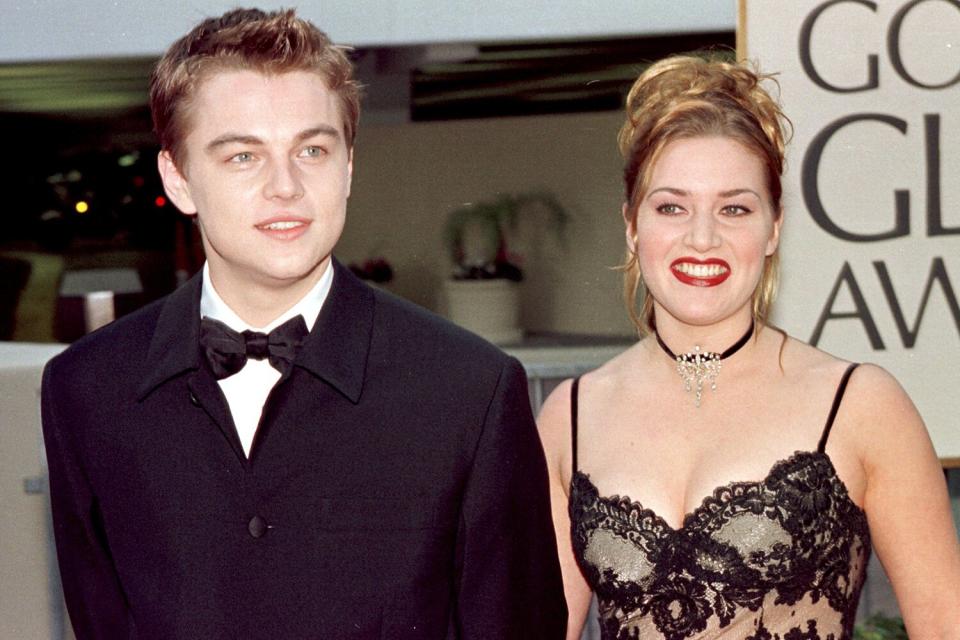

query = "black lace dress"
[[569, 364, 871, 640]]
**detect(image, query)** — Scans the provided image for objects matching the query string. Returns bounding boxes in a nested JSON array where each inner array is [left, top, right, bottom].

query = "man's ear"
[[157, 150, 198, 216], [345, 148, 354, 199]]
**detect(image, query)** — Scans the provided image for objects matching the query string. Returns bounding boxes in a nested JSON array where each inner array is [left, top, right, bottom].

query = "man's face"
[[159, 69, 352, 308]]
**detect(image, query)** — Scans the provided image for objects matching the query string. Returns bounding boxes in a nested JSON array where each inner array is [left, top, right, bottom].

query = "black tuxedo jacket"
[[42, 261, 566, 639]]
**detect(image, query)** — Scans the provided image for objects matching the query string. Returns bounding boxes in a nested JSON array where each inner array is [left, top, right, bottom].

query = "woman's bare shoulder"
[[778, 333, 910, 407], [842, 362, 922, 437], [777, 333, 852, 374], [537, 342, 647, 467], [779, 334, 925, 454]]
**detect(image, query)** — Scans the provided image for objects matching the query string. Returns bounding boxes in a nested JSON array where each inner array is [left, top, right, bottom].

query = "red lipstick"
[[670, 257, 730, 287]]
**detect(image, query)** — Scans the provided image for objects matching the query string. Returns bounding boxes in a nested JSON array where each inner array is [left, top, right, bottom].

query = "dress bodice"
[[568, 365, 871, 640]]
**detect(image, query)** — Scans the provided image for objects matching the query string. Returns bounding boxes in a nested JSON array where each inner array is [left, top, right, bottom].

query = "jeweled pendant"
[[675, 345, 722, 408], [654, 319, 754, 408]]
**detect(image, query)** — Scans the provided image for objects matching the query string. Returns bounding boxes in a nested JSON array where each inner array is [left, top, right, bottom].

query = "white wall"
[[1, 1, 734, 62], [0, 343, 67, 639], [339, 109, 637, 337]]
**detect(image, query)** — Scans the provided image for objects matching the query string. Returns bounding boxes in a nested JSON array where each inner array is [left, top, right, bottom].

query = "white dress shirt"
[[199, 262, 333, 456]]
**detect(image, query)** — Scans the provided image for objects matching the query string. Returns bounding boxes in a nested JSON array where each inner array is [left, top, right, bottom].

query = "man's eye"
[[300, 146, 326, 158], [229, 152, 254, 163]]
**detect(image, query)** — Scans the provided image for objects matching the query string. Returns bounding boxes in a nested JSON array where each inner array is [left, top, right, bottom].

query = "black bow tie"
[[199, 315, 308, 380]]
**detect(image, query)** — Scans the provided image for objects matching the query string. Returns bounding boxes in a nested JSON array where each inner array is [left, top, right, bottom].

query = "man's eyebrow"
[[295, 125, 341, 142], [204, 125, 341, 153], [205, 134, 263, 153]]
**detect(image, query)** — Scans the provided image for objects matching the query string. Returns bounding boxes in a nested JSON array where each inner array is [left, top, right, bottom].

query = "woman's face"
[[626, 135, 781, 329]]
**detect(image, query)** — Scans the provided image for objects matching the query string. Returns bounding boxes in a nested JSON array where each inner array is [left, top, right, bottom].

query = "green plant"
[[853, 614, 907, 640], [444, 192, 568, 281]]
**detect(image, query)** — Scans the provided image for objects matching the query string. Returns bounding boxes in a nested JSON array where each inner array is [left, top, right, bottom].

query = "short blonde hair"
[[150, 8, 362, 169], [618, 55, 789, 334]]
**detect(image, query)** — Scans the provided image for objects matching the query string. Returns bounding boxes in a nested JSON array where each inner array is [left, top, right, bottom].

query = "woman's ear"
[[623, 202, 638, 253], [766, 206, 784, 256], [157, 150, 198, 216]]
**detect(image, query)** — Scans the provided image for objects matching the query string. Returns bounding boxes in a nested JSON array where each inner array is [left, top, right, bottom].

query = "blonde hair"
[[618, 55, 789, 334], [150, 8, 361, 170]]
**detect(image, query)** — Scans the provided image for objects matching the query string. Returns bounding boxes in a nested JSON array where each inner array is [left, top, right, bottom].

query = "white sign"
[[742, 0, 960, 459], [0, 1, 734, 62]]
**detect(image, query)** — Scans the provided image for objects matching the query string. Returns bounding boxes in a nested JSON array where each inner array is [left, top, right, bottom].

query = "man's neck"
[[204, 261, 331, 329]]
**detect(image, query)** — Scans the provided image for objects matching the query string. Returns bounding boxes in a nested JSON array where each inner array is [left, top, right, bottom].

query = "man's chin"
[[207, 259, 328, 292], [255, 259, 332, 288]]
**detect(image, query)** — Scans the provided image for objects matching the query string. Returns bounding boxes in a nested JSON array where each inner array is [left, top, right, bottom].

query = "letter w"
[[874, 258, 960, 348]]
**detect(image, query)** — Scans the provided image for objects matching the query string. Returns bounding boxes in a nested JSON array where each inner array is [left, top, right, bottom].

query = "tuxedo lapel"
[[187, 367, 248, 465], [294, 259, 374, 404], [136, 272, 247, 465], [248, 260, 374, 460], [137, 273, 203, 400], [135, 260, 376, 466]]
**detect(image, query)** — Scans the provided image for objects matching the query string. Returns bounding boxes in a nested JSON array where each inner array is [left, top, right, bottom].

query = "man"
[[42, 9, 566, 638]]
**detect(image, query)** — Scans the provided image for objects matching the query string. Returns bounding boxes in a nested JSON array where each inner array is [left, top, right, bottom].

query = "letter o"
[[888, 0, 960, 89]]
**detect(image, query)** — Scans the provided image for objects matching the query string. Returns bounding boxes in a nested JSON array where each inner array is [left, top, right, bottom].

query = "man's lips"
[[255, 216, 310, 239], [670, 257, 730, 287]]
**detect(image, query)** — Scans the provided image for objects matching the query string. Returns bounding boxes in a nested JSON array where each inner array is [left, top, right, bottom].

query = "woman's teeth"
[[673, 263, 727, 277]]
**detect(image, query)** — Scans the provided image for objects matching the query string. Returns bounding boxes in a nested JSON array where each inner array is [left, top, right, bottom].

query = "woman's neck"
[[651, 309, 759, 358]]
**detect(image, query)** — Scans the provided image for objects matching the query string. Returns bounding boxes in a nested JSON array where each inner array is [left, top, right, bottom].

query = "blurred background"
[[0, 1, 734, 344]]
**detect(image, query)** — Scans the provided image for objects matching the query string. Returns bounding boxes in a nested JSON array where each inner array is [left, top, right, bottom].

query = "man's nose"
[[263, 158, 304, 200]]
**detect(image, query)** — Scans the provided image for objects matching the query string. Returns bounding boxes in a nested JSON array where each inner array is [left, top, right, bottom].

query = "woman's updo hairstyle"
[[618, 55, 789, 334]]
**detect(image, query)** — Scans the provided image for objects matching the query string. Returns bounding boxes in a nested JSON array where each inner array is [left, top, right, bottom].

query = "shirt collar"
[[199, 261, 333, 332], [139, 259, 371, 404]]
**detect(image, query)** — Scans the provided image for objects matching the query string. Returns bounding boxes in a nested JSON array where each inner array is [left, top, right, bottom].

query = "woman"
[[538, 56, 960, 639]]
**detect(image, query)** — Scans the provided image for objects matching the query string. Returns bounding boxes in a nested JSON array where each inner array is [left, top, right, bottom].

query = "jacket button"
[[248, 515, 268, 538], [189, 392, 200, 407]]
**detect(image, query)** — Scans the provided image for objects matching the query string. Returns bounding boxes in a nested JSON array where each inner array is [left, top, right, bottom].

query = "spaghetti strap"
[[570, 377, 581, 473], [818, 363, 860, 453]]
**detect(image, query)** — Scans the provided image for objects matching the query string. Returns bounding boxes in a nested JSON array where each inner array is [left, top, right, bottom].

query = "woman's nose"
[[684, 211, 721, 252]]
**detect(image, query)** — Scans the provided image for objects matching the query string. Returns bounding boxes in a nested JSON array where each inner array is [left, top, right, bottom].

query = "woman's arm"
[[538, 379, 594, 640], [849, 365, 960, 638]]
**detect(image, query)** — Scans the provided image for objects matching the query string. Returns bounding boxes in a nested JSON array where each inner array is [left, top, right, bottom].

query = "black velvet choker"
[[654, 319, 754, 407]]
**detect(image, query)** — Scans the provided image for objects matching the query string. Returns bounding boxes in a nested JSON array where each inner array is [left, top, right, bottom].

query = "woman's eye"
[[721, 204, 751, 216], [656, 203, 684, 215]]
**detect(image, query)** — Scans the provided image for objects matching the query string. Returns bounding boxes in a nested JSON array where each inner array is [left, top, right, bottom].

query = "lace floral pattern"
[[570, 452, 870, 640]]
